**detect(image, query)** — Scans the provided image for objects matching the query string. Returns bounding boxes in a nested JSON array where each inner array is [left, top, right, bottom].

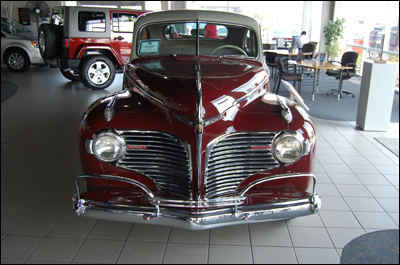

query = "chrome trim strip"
[[72, 193, 321, 230], [195, 63, 203, 201], [240, 173, 317, 196]]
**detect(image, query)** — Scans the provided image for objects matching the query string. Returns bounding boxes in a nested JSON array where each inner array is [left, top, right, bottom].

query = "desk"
[[288, 60, 353, 100], [264, 49, 313, 57]]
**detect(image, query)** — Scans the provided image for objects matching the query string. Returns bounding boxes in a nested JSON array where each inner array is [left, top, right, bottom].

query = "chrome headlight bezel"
[[91, 132, 126, 162], [272, 132, 307, 164]]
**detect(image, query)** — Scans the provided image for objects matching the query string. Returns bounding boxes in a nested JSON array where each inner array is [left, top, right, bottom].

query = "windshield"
[[1, 17, 33, 34], [137, 21, 258, 58]]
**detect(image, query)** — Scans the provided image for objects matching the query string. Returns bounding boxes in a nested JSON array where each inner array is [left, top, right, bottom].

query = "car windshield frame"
[[136, 19, 258, 59]]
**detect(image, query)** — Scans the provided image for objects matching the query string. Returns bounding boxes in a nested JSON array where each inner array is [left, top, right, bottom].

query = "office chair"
[[301, 43, 316, 60], [326, 51, 359, 98], [263, 43, 272, 50], [274, 57, 303, 95], [265, 51, 278, 79]]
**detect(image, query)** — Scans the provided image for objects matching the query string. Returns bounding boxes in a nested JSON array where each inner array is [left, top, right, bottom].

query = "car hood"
[[130, 56, 268, 120], [2, 30, 38, 41]]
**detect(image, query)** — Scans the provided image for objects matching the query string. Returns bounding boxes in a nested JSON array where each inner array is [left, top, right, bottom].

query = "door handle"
[[114, 36, 124, 41]]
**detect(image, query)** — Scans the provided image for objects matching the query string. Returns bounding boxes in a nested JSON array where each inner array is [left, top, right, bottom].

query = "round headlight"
[[273, 134, 302, 164], [93, 133, 125, 162]]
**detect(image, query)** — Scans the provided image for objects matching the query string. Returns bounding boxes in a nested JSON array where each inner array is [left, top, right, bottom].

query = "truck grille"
[[204, 132, 280, 199], [116, 130, 192, 199]]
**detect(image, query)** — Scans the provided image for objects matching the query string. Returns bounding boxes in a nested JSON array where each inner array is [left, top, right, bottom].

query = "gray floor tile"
[[319, 211, 362, 228], [250, 225, 292, 246], [343, 197, 385, 212], [294, 247, 340, 264], [353, 212, 399, 229], [286, 212, 324, 227], [87, 220, 133, 240], [9, 216, 60, 236], [1, 214, 25, 234], [168, 227, 210, 244], [365, 185, 399, 198], [288, 227, 334, 248], [117, 241, 166, 264], [328, 173, 362, 185], [326, 228, 366, 248], [128, 223, 171, 242], [48, 217, 97, 238], [252, 246, 297, 264], [335, 184, 373, 197], [374, 165, 400, 175], [210, 225, 251, 245], [321, 164, 353, 174], [375, 197, 399, 212], [208, 245, 252, 264], [317, 183, 341, 196], [1, 234, 44, 259], [1, 198, 41, 215], [339, 155, 371, 165], [29, 237, 84, 262], [356, 173, 392, 185], [28, 199, 71, 217], [72, 239, 125, 263], [163, 243, 208, 264], [319, 196, 350, 211]]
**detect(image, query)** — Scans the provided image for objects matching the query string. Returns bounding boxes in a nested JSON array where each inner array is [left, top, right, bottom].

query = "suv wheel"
[[60, 69, 80, 81], [38, 24, 57, 60], [5, 48, 30, 72], [80, 56, 116, 90]]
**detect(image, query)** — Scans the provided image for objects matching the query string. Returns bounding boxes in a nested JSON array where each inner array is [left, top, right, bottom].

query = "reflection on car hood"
[[3, 31, 38, 41], [131, 56, 268, 120]]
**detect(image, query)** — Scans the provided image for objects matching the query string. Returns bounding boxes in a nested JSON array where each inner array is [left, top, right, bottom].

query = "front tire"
[[5, 48, 30, 72], [79, 56, 116, 90]]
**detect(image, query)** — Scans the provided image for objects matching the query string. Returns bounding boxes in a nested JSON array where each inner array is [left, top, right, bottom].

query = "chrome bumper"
[[72, 173, 321, 230]]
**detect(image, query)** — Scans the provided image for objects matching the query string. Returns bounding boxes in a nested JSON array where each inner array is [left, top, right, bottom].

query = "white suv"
[[1, 17, 45, 72]]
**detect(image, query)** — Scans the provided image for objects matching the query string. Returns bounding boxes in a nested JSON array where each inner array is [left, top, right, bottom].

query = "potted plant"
[[323, 17, 346, 61]]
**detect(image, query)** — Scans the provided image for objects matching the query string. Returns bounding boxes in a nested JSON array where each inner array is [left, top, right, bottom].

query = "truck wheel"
[[80, 56, 116, 90], [5, 48, 30, 72], [60, 68, 80, 81], [38, 24, 57, 60]]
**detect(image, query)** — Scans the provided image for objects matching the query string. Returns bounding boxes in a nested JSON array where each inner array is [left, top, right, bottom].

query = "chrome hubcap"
[[88, 61, 110, 85], [8, 53, 25, 69]]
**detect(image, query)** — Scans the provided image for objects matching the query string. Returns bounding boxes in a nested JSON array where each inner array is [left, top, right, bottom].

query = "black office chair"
[[301, 43, 316, 60], [326, 51, 359, 98], [265, 51, 278, 79], [274, 58, 303, 94], [263, 43, 272, 50]]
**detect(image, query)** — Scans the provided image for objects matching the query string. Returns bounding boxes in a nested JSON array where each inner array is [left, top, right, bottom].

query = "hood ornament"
[[277, 96, 293, 124]]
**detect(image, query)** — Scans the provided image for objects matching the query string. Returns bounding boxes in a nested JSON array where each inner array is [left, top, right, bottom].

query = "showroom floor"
[[1, 64, 399, 264]]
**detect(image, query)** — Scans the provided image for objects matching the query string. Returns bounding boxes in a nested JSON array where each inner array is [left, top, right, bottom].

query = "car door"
[[110, 11, 137, 64]]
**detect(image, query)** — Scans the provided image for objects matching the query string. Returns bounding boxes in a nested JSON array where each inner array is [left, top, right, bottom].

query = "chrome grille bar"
[[204, 132, 280, 199], [116, 130, 192, 199]]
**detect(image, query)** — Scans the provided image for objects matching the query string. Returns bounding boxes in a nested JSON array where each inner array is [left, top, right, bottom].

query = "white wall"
[[1, 1, 62, 33]]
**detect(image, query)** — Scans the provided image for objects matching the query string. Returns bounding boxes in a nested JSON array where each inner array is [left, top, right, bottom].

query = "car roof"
[[135, 9, 260, 31]]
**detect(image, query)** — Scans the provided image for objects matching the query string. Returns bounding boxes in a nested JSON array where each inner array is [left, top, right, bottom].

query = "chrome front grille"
[[204, 132, 280, 199], [116, 130, 192, 199]]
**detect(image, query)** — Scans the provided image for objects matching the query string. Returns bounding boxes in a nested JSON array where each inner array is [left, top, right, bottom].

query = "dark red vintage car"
[[73, 9, 321, 230]]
